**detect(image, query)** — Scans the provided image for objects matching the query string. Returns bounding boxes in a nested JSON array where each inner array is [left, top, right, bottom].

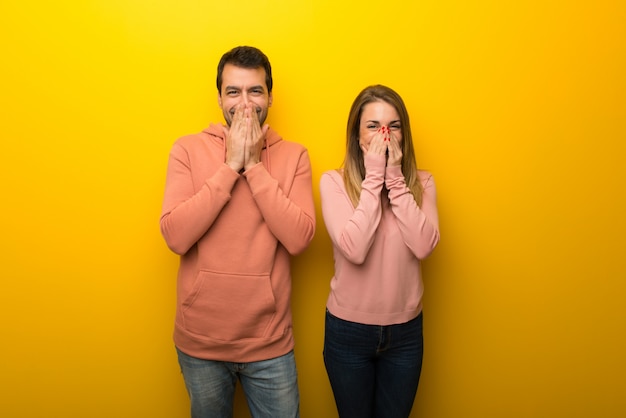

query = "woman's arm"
[[385, 169, 440, 259], [320, 155, 386, 264]]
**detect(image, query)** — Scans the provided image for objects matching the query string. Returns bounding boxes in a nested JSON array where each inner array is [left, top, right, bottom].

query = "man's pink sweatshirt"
[[161, 124, 315, 362]]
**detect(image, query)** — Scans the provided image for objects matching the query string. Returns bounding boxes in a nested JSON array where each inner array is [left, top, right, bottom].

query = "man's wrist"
[[244, 161, 261, 172], [226, 161, 243, 172]]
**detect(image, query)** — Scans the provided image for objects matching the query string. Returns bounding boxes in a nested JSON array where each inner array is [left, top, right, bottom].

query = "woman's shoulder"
[[322, 168, 343, 178], [417, 169, 436, 187], [417, 169, 432, 177], [320, 169, 345, 187]]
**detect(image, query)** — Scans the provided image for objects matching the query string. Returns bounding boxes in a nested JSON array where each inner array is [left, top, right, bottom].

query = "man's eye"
[[226, 91, 239, 96]]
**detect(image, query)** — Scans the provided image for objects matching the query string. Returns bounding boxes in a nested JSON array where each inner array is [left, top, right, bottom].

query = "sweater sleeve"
[[243, 148, 315, 255], [160, 142, 240, 255], [320, 155, 385, 264], [385, 167, 440, 259]]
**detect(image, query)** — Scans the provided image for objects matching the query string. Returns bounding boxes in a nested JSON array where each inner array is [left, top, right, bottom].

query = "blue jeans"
[[176, 348, 300, 418], [323, 310, 423, 418]]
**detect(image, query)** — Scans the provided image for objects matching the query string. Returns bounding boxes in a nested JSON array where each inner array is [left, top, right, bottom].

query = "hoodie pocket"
[[181, 270, 277, 341]]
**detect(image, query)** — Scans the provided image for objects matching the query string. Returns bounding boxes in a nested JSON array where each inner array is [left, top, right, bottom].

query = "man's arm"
[[160, 143, 239, 255], [243, 148, 316, 255]]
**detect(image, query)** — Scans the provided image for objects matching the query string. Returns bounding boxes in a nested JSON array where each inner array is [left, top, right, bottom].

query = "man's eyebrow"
[[224, 85, 265, 91]]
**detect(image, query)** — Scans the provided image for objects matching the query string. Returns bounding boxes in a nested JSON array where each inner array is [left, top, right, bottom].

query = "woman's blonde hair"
[[342, 84, 423, 207]]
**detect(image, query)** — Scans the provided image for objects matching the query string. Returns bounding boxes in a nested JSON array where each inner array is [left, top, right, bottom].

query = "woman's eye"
[[389, 125, 401, 131]]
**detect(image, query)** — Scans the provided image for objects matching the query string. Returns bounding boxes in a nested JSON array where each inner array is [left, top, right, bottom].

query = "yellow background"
[[1, 0, 625, 417]]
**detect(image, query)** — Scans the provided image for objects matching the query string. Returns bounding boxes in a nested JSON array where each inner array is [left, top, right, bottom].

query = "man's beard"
[[224, 107, 266, 127]]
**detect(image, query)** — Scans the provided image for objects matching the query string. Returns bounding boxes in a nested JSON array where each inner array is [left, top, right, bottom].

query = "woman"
[[321, 85, 440, 418]]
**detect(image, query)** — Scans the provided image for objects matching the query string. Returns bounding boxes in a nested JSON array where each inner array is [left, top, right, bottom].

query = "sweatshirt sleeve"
[[320, 155, 385, 264], [385, 167, 440, 259], [160, 142, 239, 255], [243, 148, 315, 255]]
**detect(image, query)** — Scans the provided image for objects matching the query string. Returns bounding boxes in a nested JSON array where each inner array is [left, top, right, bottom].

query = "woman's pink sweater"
[[320, 154, 440, 325]]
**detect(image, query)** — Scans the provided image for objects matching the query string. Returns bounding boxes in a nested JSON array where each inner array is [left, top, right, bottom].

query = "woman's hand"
[[361, 126, 403, 168], [386, 129, 402, 167], [362, 126, 388, 157]]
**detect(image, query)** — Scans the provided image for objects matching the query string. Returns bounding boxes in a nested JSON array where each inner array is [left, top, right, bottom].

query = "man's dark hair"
[[216, 46, 273, 93]]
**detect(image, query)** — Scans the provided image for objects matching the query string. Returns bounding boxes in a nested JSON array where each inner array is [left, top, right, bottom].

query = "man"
[[160, 46, 315, 418]]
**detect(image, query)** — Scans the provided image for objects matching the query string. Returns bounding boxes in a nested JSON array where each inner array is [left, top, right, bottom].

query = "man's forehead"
[[222, 65, 266, 85]]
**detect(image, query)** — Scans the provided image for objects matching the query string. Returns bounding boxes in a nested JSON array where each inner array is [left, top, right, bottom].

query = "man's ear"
[[217, 91, 223, 108], [268, 92, 273, 107]]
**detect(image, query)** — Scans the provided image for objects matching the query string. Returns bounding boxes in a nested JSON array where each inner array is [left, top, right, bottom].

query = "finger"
[[369, 129, 385, 148], [248, 102, 260, 122], [245, 108, 252, 137], [387, 134, 403, 166], [231, 105, 246, 132], [368, 134, 387, 156], [232, 103, 244, 121], [381, 126, 391, 143]]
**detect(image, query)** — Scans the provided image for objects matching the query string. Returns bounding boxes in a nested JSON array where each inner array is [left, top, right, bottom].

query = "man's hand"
[[244, 103, 269, 171], [223, 104, 246, 172]]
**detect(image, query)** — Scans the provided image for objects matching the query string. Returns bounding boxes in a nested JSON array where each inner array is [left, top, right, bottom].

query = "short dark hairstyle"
[[216, 46, 273, 93]]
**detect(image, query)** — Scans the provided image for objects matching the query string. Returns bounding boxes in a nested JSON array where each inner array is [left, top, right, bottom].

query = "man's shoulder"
[[170, 129, 216, 152], [271, 137, 309, 155], [174, 131, 205, 145]]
